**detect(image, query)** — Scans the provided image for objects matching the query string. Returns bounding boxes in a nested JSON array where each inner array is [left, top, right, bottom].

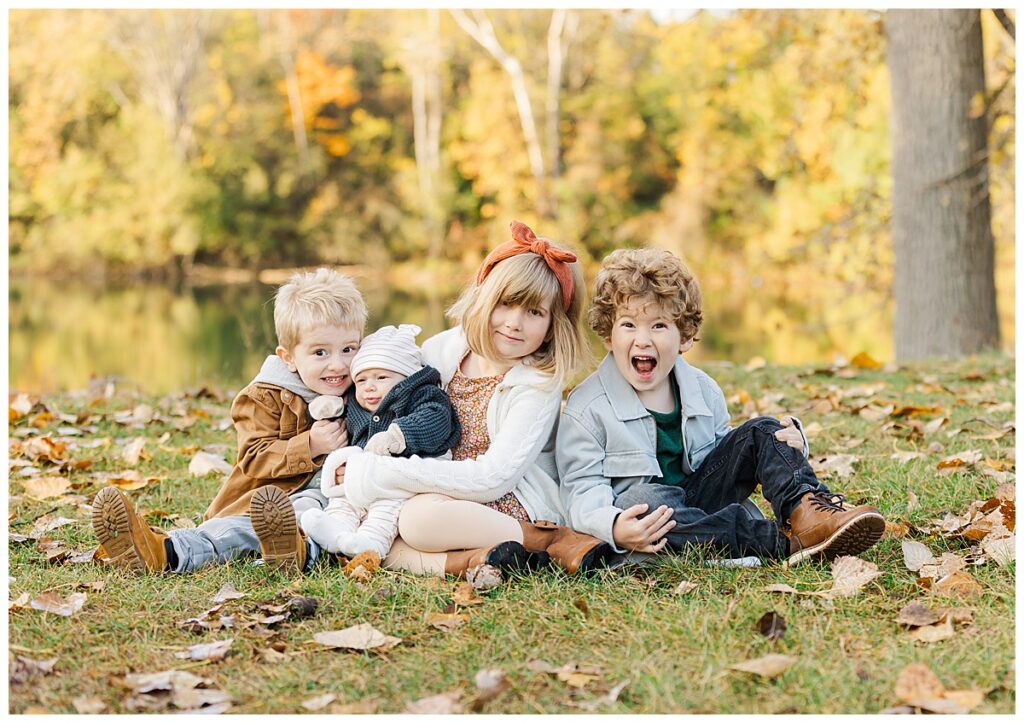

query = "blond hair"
[[448, 245, 589, 381], [589, 248, 703, 342], [274, 268, 367, 350]]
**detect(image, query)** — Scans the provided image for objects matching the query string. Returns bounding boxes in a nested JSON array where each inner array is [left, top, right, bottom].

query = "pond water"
[[8, 270, 1006, 395]]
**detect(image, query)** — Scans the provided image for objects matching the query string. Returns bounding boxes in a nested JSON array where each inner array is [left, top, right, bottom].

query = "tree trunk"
[[885, 9, 1000, 359]]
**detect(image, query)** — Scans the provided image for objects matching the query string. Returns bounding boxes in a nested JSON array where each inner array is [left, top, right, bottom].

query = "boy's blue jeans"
[[165, 477, 328, 573], [614, 417, 829, 559]]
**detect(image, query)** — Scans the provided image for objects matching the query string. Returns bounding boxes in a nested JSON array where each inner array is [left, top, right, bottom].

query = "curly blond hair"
[[274, 268, 367, 350], [589, 248, 703, 341]]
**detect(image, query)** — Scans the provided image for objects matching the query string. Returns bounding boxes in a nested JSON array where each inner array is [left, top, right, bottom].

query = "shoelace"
[[808, 491, 847, 513]]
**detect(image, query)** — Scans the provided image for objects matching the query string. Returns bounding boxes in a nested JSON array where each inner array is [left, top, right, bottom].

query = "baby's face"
[[354, 368, 405, 412]]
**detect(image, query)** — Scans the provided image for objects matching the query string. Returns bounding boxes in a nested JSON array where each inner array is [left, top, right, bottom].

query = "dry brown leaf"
[[405, 689, 464, 714], [21, 436, 68, 463], [174, 638, 233, 661], [123, 669, 232, 713], [71, 697, 107, 714], [674, 580, 697, 596], [858, 403, 895, 422], [453, 582, 486, 607], [188, 450, 233, 477], [761, 583, 803, 595], [210, 582, 246, 603], [21, 476, 72, 500], [981, 534, 1015, 565], [301, 694, 337, 711], [471, 668, 508, 710], [809, 453, 858, 479], [29, 591, 86, 616], [425, 611, 469, 631], [466, 563, 503, 592], [342, 550, 381, 581], [558, 671, 598, 688], [827, 556, 880, 598], [907, 616, 955, 643], [9, 592, 30, 609], [106, 470, 159, 491], [937, 449, 983, 472], [313, 623, 401, 651], [891, 450, 926, 465], [728, 654, 797, 678], [931, 570, 983, 598], [756, 611, 786, 641], [901, 540, 935, 572], [894, 662, 946, 701], [122, 437, 148, 466], [10, 656, 58, 685], [885, 521, 910, 538], [896, 601, 940, 628], [9, 393, 37, 420]]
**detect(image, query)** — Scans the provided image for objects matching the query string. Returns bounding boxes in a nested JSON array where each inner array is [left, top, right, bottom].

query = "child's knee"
[[615, 482, 685, 511]]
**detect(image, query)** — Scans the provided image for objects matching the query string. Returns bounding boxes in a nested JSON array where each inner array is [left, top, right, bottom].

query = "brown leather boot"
[[520, 520, 613, 574], [444, 541, 543, 578], [250, 486, 307, 573], [782, 491, 885, 566], [92, 486, 169, 573]]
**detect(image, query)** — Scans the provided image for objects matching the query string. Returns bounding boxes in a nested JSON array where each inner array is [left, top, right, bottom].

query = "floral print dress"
[[446, 365, 532, 522]]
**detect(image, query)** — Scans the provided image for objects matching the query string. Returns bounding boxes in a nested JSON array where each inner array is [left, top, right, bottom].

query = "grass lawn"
[[7, 353, 1015, 714]]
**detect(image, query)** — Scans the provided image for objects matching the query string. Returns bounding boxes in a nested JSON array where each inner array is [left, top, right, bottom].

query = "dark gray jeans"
[[613, 417, 829, 559]]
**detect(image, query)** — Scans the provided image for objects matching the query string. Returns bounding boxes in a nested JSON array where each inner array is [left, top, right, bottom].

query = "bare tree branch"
[[992, 9, 1015, 41]]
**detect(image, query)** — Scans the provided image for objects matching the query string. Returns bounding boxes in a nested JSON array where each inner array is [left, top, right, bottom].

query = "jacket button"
[[299, 461, 307, 470], [372, 415, 380, 422], [281, 391, 292, 402]]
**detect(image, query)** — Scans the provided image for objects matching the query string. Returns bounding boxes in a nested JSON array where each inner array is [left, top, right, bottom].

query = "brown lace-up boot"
[[92, 486, 169, 573], [519, 520, 613, 574], [783, 491, 885, 566], [250, 486, 307, 573]]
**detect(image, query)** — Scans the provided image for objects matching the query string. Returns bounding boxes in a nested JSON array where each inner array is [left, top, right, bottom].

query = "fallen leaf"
[[558, 671, 598, 688], [937, 449, 983, 473], [188, 451, 233, 477], [301, 693, 337, 711], [901, 540, 936, 572], [313, 623, 401, 651], [106, 470, 158, 491], [123, 669, 232, 713], [896, 601, 940, 627], [71, 697, 107, 714], [982, 534, 1015, 565], [469, 668, 508, 711], [29, 591, 86, 616], [210, 583, 246, 603], [894, 662, 946, 701], [744, 356, 767, 371], [674, 580, 697, 596], [827, 556, 880, 598], [122, 437, 148, 466], [452, 582, 486, 607], [21, 476, 71, 500], [728, 654, 797, 678], [756, 611, 786, 641], [907, 616, 955, 644], [425, 611, 469, 631], [405, 689, 464, 714], [891, 450, 926, 465], [287, 595, 320, 618], [342, 550, 380, 580], [9, 656, 58, 685], [761, 583, 802, 595], [809, 454, 858, 479], [466, 563, 503, 592], [884, 521, 910, 538], [931, 570, 983, 598], [850, 351, 883, 369], [174, 638, 233, 661], [9, 592, 30, 609]]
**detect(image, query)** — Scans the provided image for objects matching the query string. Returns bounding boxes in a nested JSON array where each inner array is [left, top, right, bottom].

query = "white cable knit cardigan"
[[339, 326, 567, 524]]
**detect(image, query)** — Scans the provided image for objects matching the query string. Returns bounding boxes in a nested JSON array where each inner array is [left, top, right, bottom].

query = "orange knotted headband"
[[475, 220, 577, 311]]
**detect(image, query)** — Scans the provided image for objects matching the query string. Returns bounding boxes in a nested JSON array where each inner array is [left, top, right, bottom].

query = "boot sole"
[[575, 540, 616, 573], [250, 486, 301, 572], [785, 511, 886, 567], [92, 487, 146, 572]]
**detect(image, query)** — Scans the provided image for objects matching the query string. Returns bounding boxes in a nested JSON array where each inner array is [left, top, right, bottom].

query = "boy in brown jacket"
[[91, 268, 366, 574]]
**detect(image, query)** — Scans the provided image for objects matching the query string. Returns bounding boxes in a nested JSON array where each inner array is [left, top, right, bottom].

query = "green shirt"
[[647, 376, 686, 487]]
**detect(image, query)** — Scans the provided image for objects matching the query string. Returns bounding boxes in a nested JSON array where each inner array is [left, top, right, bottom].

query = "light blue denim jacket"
[[556, 353, 806, 552]]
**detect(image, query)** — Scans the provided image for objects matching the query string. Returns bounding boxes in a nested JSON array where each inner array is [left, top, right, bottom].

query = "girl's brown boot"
[[443, 541, 547, 578], [519, 520, 613, 574]]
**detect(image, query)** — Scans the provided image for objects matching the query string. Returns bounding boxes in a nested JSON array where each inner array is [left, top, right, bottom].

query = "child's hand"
[[364, 424, 406, 456], [309, 419, 348, 458], [774, 416, 804, 452], [612, 504, 676, 552]]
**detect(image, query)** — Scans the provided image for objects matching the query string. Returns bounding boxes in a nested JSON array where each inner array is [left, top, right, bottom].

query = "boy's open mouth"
[[322, 375, 347, 386], [631, 355, 656, 378]]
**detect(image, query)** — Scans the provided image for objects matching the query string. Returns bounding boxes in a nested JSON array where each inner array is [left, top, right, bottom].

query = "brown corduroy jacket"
[[203, 382, 324, 520]]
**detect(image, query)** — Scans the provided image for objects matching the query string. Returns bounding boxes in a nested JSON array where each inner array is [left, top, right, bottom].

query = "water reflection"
[[9, 272, 1006, 395]]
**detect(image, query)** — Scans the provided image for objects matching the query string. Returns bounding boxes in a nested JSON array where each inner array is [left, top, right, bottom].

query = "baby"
[[299, 324, 460, 558]]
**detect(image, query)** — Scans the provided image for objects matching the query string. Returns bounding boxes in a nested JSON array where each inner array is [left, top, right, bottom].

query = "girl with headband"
[[320, 220, 615, 578]]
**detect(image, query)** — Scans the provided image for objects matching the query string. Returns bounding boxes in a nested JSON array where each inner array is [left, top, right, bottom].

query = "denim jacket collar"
[[596, 353, 713, 421]]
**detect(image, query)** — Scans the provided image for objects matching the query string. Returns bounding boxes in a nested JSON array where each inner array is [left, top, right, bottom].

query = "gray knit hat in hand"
[[350, 324, 424, 380]]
